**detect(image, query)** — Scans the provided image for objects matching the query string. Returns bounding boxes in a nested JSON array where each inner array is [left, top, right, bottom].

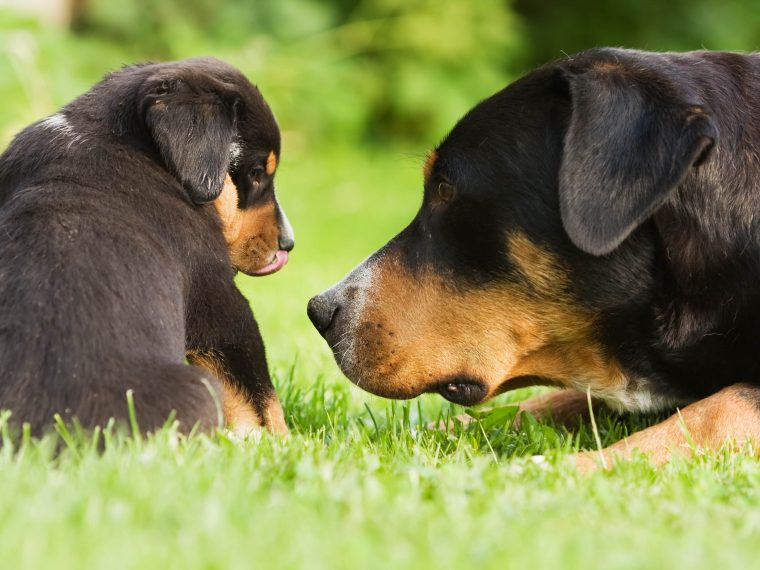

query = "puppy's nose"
[[277, 206, 295, 252], [307, 291, 339, 336], [279, 234, 295, 252]]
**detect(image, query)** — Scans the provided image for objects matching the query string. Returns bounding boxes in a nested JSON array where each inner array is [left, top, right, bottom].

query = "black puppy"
[[0, 57, 292, 435], [309, 48, 760, 469]]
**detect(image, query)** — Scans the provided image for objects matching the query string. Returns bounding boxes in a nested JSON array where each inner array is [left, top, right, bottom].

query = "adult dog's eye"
[[435, 182, 456, 204]]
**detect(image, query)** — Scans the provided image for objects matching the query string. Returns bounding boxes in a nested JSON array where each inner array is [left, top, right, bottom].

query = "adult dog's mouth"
[[251, 250, 289, 276], [432, 379, 489, 406]]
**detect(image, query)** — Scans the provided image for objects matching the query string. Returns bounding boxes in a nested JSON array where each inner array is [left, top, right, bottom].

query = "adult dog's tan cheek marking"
[[266, 151, 277, 176], [423, 150, 437, 182], [342, 232, 627, 402], [501, 232, 630, 398], [507, 231, 566, 294], [341, 256, 522, 398]]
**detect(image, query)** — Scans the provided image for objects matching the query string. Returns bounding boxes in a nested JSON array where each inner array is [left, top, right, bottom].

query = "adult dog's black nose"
[[307, 291, 339, 336]]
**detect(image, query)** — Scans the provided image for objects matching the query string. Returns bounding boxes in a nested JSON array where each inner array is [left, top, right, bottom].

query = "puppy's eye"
[[250, 167, 265, 183], [435, 182, 456, 204]]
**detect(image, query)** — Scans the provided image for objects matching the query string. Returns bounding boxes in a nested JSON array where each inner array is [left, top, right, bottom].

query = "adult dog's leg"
[[187, 289, 287, 436], [573, 383, 760, 471]]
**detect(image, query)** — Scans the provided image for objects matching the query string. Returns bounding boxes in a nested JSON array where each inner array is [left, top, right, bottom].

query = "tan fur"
[[507, 231, 567, 294], [574, 384, 760, 471], [219, 381, 263, 435], [266, 151, 278, 176], [260, 395, 288, 435], [187, 351, 288, 435], [591, 61, 621, 72], [214, 175, 280, 273], [187, 351, 261, 430], [344, 232, 625, 401], [423, 150, 438, 182]]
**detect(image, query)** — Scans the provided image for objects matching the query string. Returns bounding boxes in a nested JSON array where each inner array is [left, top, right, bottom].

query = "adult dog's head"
[[308, 48, 717, 409]]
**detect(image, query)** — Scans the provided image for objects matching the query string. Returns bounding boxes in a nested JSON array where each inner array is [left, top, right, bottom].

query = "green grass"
[[5, 405, 760, 570], [2, 146, 760, 570]]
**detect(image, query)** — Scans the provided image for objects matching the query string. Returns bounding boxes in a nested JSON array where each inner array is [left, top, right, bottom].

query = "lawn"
[[2, 20, 760, 570]]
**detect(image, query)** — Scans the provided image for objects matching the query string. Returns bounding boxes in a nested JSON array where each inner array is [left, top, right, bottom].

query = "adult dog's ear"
[[145, 77, 239, 204], [558, 65, 717, 255]]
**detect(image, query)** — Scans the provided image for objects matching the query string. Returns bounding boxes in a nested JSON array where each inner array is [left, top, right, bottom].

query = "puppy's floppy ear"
[[558, 64, 717, 255], [145, 77, 239, 204]]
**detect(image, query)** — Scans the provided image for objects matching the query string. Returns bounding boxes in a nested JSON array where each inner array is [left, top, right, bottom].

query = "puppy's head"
[[140, 57, 293, 275], [308, 48, 717, 407]]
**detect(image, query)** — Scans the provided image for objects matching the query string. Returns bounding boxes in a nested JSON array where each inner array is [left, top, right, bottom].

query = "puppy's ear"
[[558, 65, 717, 255], [145, 77, 239, 204]]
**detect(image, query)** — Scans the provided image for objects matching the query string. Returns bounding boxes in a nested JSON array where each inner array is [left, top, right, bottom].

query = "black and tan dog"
[[0, 58, 292, 435], [308, 48, 760, 469]]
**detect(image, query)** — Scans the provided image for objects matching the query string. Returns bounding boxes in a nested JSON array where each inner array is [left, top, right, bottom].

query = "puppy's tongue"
[[252, 250, 289, 276]]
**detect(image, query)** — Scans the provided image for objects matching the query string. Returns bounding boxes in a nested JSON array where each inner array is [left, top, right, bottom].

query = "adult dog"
[[308, 48, 760, 468], [0, 57, 292, 435]]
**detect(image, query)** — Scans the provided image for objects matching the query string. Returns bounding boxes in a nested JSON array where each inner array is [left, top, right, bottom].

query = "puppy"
[[309, 48, 760, 468], [0, 57, 291, 435]]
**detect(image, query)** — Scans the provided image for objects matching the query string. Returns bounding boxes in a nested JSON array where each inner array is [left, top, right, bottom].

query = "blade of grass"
[[587, 386, 608, 470]]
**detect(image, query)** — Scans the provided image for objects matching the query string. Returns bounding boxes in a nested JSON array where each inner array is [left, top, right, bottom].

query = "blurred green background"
[[2, 0, 760, 382]]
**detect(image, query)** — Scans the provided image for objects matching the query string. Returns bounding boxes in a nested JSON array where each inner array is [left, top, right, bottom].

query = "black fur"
[[145, 75, 239, 204], [0, 57, 283, 433], [558, 62, 717, 255]]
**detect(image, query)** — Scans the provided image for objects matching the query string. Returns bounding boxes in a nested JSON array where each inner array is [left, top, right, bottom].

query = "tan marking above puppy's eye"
[[266, 151, 277, 176]]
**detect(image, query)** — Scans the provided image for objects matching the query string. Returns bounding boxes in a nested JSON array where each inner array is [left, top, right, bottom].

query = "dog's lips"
[[251, 250, 289, 276], [435, 380, 488, 406]]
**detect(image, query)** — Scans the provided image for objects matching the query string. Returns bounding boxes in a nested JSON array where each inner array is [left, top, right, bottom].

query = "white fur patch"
[[40, 113, 72, 134], [229, 141, 242, 166], [39, 113, 85, 147], [573, 375, 688, 414], [275, 191, 295, 244]]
